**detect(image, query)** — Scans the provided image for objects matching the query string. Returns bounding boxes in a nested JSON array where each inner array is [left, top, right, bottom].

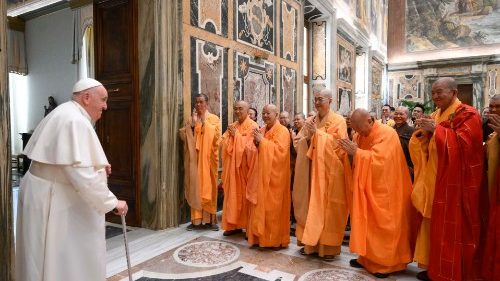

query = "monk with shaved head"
[[221, 100, 259, 236], [292, 89, 352, 261], [246, 104, 291, 248], [338, 108, 414, 278], [410, 77, 484, 281]]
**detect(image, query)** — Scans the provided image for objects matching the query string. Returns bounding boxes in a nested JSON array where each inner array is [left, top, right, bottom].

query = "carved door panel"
[[95, 0, 140, 226]]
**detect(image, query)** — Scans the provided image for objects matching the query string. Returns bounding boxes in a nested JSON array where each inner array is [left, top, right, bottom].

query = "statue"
[[44, 96, 58, 117]]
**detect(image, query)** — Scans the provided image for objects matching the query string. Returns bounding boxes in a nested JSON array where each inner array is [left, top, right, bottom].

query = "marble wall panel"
[[190, 37, 228, 131], [311, 21, 326, 80], [235, 52, 275, 125], [190, 0, 228, 37], [486, 64, 500, 98], [236, 0, 275, 53], [370, 58, 383, 113], [0, 0, 14, 279], [281, 1, 297, 62], [281, 65, 296, 116]]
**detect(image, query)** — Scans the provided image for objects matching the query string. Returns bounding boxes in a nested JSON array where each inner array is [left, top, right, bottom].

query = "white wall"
[[25, 8, 77, 131]]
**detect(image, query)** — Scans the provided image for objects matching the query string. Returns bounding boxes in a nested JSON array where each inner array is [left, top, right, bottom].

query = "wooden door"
[[94, 0, 140, 226], [457, 84, 473, 106]]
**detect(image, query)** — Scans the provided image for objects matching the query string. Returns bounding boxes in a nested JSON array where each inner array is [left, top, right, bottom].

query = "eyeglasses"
[[313, 97, 329, 104]]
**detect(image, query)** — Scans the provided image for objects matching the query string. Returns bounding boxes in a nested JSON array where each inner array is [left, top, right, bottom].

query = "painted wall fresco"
[[190, 37, 228, 129], [190, 0, 228, 37], [281, 1, 297, 62], [281, 65, 296, 116], [235, 52, 276, 124], [338, 44, 353, 84], [236, 0, 275, 53], [406, 0, 500, 52], [337, 87, 352, 116], [312, 21, 326, 80]]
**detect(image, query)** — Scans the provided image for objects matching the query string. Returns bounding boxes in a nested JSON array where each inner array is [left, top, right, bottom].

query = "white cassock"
[[16, 101, 118, 281]]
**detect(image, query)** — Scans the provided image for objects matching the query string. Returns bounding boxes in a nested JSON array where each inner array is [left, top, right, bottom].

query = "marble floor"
[[106, 221, 422, 281]]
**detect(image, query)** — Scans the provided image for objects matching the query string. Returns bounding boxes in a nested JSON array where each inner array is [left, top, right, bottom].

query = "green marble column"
[[0, 0, 14, 279], [139, 0, 184, 229]]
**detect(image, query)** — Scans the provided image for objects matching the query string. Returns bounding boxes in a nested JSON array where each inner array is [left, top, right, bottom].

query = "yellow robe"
[[409, 98, 461, 267], [247, 121, 291, 247], [179, 112, 221, 224], [221, 116, 259, 231], [292, 111, 351, 257], [350, 122, 414, 274]]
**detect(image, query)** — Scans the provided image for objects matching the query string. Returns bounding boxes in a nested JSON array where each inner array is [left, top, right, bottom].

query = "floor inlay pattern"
[[298, 268, 375, 281], [173, 241, 240, 268]]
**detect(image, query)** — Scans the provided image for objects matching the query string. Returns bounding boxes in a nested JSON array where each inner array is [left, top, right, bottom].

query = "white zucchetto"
[[72, 78, 103, 93]]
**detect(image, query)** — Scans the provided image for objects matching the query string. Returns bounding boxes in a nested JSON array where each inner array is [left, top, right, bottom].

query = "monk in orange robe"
[[246, 104, 291, 248], [179, 93, 221, 230], [410, 77, 483, 281], [292, 89, 351, 261], [221, 100, 259, 236], [339, 108, 414, 278], [482, 94, 500, 280]]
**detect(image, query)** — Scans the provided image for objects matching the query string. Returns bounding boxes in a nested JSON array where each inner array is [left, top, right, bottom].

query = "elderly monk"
[[16, 78, 128, 281], [338, 109, 414, 278], [483, 94, 500, 280], [247, 104, 291, 248], [292, 89, 351, 261], [179, 93, 221, 231], [393, 106, 415, 179], [221, 100, 259, 236], [410, 77, 483, 281]]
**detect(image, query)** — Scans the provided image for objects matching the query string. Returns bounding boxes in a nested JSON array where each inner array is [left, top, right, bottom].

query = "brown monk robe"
[[221, 100, 259, 236], [292, 89, 352, 261], [179, 94, 221, 230], [247, 104, 291, 248], [339, 109, 414, 278]]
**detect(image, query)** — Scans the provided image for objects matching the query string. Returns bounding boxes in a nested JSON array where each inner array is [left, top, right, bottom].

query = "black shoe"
[[186, 223, 201, 231], [416, 271, 430, 281], [349, 259, 364, 268], [204, 223, 219, 231], [223, 229, 242, 236], [373, 272, 389, 278]]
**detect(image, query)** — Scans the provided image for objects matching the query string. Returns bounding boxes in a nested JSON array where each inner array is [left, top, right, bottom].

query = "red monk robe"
[[292, 111, 351, 257], [221, 116, 259, 231], [483, 133, 500, 280], [179, 112, 221, 224], [350, 122, 414, 274], [247, 120, 291, 247], [412, 100, 483, 281]]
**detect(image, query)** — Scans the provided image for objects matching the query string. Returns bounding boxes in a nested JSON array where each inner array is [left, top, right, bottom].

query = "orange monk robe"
[[292, 111, 352, 257], [409, 98, 461, 268], [350, 122, 414, 274], [179, 113, 221, 224], [247, 121, 291, 247], [221, 116, 259, 231]]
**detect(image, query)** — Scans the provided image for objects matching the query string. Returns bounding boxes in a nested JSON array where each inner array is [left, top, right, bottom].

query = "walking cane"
[[121, 214, 133, 281]]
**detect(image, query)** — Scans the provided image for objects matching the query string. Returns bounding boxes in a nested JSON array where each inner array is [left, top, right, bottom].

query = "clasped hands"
[[338, 139, 358, 157], [414, 116, 435, 133], [488, 114, 500, 135], [253, 127, 263, 145]]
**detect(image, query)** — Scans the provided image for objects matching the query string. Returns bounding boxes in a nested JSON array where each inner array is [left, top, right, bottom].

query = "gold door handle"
[[107, 88, 120, 93]]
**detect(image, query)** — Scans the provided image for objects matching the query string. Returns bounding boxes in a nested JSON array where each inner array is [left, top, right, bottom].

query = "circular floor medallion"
[[173, 241, 240, 268], [299, 268, 374, 281]]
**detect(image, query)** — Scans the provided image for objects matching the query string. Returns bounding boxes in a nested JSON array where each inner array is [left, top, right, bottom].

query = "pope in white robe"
[[16, 78, 128, 281]]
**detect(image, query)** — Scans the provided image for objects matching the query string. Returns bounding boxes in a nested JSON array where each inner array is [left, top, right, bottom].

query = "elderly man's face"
[[279, 112, 290, 126], [412, 107, 424, 119], [489, 100, 500, 116], [351, 115, 374, 137], [234, 102, 249, 122], [432, 81, 457, 110], [86, 86, 108, 121], [262, 107, 278, 126], [293, 115, 305, 130], [393, 109, 408, 126], [313, 92, 332, 116]]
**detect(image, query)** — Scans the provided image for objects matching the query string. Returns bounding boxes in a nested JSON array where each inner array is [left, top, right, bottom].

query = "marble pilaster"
[[139, 0, 184, 229], [0, 0, 14, 280]]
